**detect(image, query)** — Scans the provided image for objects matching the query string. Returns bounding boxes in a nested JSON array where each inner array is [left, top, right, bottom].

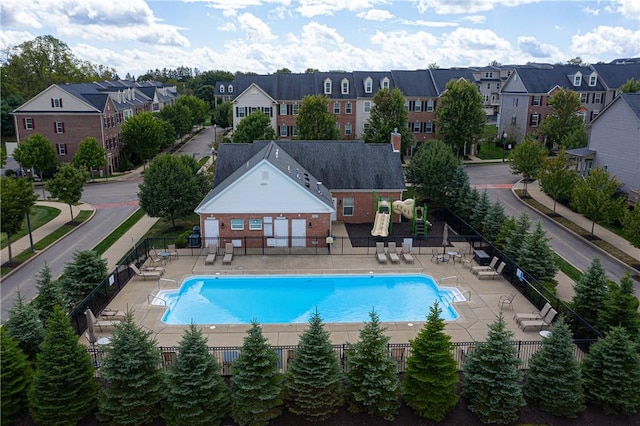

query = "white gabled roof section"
[[196, 160, 335, 214], [14, 85, 102, 113], [232, 83, 277, 105]]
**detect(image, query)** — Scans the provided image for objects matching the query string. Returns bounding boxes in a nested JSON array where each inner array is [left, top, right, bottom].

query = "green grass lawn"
[[0, 206, 61, 249], [475, 141, 504, 160], [143, 214, 200, 240]]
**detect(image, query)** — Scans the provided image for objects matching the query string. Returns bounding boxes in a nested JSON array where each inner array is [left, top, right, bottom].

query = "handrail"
[[158, 278, 178, 288], [456, 289, 472, 302], [147, 294, 167, 306], [439, 275, 459, 286]]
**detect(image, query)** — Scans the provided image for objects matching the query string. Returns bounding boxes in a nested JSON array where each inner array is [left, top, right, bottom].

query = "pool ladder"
[[439, 276, 471, 302], [147, 294, 168, 306]]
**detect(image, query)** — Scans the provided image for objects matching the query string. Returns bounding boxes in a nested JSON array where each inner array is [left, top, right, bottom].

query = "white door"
[[331, 198, 337, 221], [203, 218, 219, 248], [291, 219, 306, 247], [274, 218, 288, 247]]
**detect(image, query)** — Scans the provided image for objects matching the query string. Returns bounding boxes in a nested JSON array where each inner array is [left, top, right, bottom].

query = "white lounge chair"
[[375, 242, 387, 264], [130, 263, 163, 280], [477, 262, 506, 279], [401, 243, 414, 264], [222, 243, 234, 265], [471, 256, 498, 275], [520, 308, 558, 331], [205, 244, 217, 265], [498, 292, 516, 310], [514, 302, 552, 325], [387, 242, 400, 264], [85, 308, 121, 332]]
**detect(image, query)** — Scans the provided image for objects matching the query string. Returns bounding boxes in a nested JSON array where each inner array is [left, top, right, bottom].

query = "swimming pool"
[[157, 274, 463, 325]]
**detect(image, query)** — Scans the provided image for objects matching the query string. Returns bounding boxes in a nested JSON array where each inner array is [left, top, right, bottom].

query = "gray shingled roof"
[[429, 68, 476, 95], [390, 70, 437, 97], [213, 140, 405, 193], [510, 65, 605, 93], [351, 71, 393, 97], [591, 63, 640, 89], [620, 93, 640, 121]]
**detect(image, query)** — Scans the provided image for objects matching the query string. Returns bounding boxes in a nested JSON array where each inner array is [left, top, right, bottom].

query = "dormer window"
[[228, 84, 233, 93], [51, 98, 63, 108], [220, 85, 225, 93], [381, 77, 389, 89], [589, 73, 597, 87], [341, 78, 349, 94], [573, 72, 582, 86], [324, 78, 332, 94], [365, 77, 373, 93]]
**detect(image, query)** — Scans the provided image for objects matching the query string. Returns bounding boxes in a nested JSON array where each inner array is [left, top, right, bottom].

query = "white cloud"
[[358, 9, 393, 21], [0, 2, 42, 28], [415, 0, 540, 15], [517, 36, 562, 58], [571, 26, 640, 59], [218, 22, 237, 32], [464, 15, 487, 24], [611, 0, 640, 20], [399, 19, 458, 28], [237, 13, 277, 41], [0, 31, 37, 50], [438, 27, 512, 64], [297, 0, 381, 17], [583, 7, 600, 16]]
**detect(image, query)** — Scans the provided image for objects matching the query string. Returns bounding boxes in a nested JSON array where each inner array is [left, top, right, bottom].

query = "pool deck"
[[99, 243, 551, 348]]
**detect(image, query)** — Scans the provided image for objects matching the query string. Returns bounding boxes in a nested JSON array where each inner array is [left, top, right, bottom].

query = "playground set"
[[371, 197, 430, 239]]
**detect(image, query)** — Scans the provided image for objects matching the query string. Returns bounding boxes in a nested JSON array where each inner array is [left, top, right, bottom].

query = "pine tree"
[[4, 291, 44, 362], [164, 323, 229, 426], [451, 164, 471, 210], [572, 257, 609, 326], [460, 188, 480, 222], [59, 249, 108, 304], [29, 305, 98, 425], [495, 216, 516, 250], [503, 211, 530, 262], [1, 327, 33, 425], [33, 263, 65, 324], [462, 313, 525, 424], [524, 317, 585, 417], [285, 311, 344, 422], [518, 220, 558, 286], [470, 190, 491, 233], [231, 320, 284, 426], [346, 310, 400, 421], [98, 312, 165, 425], [402, 302, 459, 421], [582, 327, 640, 414], [596, 272, 640, 338], [482, 200, 506, 243]]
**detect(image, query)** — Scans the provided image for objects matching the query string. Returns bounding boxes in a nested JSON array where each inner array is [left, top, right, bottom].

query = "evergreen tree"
[[462, 313, 525, 424], [451, 164, 471, 211], [572, 257, 609, 326], [596, 272, 640, 338], [582, 327, 640, 414], [231, 320, 284, 426], [460, 187, 480, 223], [402, 302, 458, 421], [32, 263, 65, 324], [482, 200, 506, 243], [518, 220, 558, 286], [98, 312, 165, 425], [470, 190, 491, 233], [59, 249, 108, 304], [285, 311, 344, 422], [346, 310, 400, 421], [524, 317, 585, 417], [1, 327, 33, 425], [495, 216, 515, 251], [503, 211, 530, 263], [29, 306, 98, 425], [4, 291, 44, 362], [164, 323, 229, 426]]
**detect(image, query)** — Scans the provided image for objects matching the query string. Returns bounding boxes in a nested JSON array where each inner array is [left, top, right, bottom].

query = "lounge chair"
[[520, 308, 558, 331], [222, 243, 234, 265], [401, 243, 414, 264], [99, 308, 126, 320], [431, 248, 447, 264], [498, 292, 516, 310], [477, 261, 506, 279], [85, 308, 121, 332], [514, 302, 553, 325], [375, 242, 387, 264], [205, 244, 217, 265], [471, 256, 498, 274], [387, 242, 400, 263], [130, 263, 163, 280], [167, 244, 179, 260]]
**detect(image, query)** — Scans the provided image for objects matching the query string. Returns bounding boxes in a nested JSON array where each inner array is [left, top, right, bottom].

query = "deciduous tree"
[[406, 139, 459, 204], [539, 88, 586, 150], [619, 77, 640, 93], [29, 306, 98, 425], [212, 101, 233, 128], [296, 94, 340, 140], [231, 111, 277, 143], [121, 111, 163, 166], [1, 328, 32, 425], [157, 103, 193, 139], [462, 313, 525, 424], [346, 310, 400, 421], [13, 133, 57, 184], [435, 79, 486, 158], [537, 149, 577, 211], [285, 311, 344, 422], [72, 137, 106, 180], [176, 95, 208, 128], [524, 317, 585, 417], [509, 137, 547, 195], [231, 320, 284, 426], [622, 206, 640, 249], [571, 167, 626, 234], [572, 257, 609, 327], [0, 177, 38, 264], [363, 88, 413, 151], [403, 302, 458, 421], [45, 163, 89, 220]]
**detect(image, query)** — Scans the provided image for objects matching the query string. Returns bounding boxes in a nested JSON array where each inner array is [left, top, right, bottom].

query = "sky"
[[1, 0, 639, 78]]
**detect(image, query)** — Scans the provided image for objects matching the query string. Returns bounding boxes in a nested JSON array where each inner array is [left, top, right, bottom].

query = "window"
[[487, 83, 491, 90], [414, 100, 422, 112], [279, 125, 288, 137], [292, 125, 299, 136], [591, 109, 600, 120], [404, 100, 410, 111], [512, 98, 519, 107], [511, 115, 517, 125], [228, 84, 233, 93], [497, 83, 500, 90], [24, 118, 34, 129], [341, 78, 349, 94], [589, 74, 597, 87], [152, 103, 159, 111], [292, 104, 300, 115], [593, 93, 602, 104], [279, 104, 287, 115], [425, 122, 433, 133], [51, 98, 63, 108], [573, 73, 582, 86], [333, 101, 340, 114], [484, 95, 490, 103], [324, 78, 332, 94], [426, 100, 434, 112], [580, 93, 588, 103], [249, 219, 262, 230], [364, 101, 371, 113], [345, 102, 352, 114], [262, 106, 272, 117], [345, 123, 352, 135], [485, 72, 493, 78], [343, 197, 354, 216], [55, 122, 64, 134], [237, 106, 246, 117], [413, 121, 421, 132], [577, 111, 586, 122], [530, 113, 539, 127], [363, 122, 370, 132], [381, 77, 390, 89], [219, 85, 225, 93], [365, 77, 373, 93], [250, 106, 258, 114], [57, 143, 67, 155], [230, 219, 244, 230], [532, 96, 541, 106]]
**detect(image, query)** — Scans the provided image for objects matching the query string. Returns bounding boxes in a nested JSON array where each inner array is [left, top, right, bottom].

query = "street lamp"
[[213, 124, 217, 146], [501, 131, 508, 163]]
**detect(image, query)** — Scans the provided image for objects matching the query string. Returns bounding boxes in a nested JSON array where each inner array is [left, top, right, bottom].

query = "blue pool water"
[[158, 274, 462, 325]]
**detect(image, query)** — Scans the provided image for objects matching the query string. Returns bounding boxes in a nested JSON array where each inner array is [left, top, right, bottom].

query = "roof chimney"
[[390, 128, 401, 153]]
